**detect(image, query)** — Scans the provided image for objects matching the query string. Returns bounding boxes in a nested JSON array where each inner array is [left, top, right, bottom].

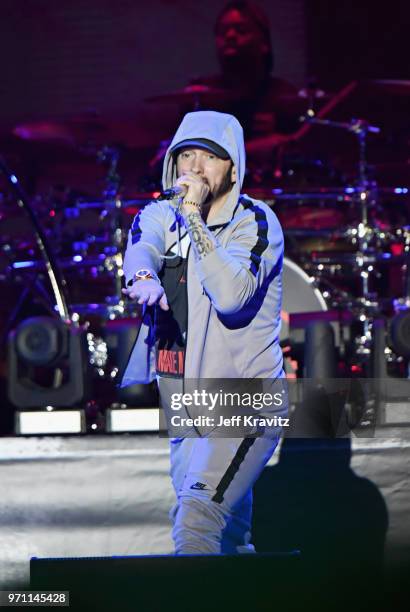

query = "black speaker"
[[304, 321, 337, 379], [104, 318, 158, 406], [31, 553, 301, 612]]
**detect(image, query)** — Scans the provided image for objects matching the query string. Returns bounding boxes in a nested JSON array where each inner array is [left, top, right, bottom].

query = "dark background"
[[0, 0, 306, 131], [1, 4, 410, 601], [306, 0, 410, 87], [1, 0, 408, 130]]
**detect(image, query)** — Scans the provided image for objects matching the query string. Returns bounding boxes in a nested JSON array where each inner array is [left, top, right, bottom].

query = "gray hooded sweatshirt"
[[121, 111, 284, 393]]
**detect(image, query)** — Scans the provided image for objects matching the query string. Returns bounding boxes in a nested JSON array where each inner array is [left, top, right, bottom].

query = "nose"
[[224, 27, 238, 42], [191, 155, 204, 175]]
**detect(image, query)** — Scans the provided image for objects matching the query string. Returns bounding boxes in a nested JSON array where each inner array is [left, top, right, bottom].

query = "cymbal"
[[12, 116, 110, 148], [146, 84, 234, 106], [147, 84, 332, 113], [0, 125, 82, 165], [11, 114, 161, 151], [268, 90, 333, 114]]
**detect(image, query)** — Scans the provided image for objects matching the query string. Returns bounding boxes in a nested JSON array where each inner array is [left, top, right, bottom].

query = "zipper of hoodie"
[[183, 242, 204, 437], [182, 222, 220, 385], [181, 199, 241, 397], [182, 242, 191, 397], [181, 221, 232, 423]]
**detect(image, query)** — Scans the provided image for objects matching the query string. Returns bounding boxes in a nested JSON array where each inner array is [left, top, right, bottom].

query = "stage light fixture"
[[106, 407, 161, 433], [8, 316, 90, 411], [390, 310, 410, 358], [16, 409, 84, 435], [15, 316, 67, 366], [370, 318, 410, 426]]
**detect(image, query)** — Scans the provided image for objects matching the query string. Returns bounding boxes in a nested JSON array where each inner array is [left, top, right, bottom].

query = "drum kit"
[[1, 78, 409, 404]]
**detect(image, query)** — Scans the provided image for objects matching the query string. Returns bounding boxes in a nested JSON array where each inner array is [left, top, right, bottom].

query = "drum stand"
[[301, 114, 385, 361], [94, 146, 127, 318]]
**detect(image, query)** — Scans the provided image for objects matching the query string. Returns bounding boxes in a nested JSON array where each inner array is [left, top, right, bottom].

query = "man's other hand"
[[122, 279, 169, 310]]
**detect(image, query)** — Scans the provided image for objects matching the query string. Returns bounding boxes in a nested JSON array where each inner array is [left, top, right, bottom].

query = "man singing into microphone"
[[121, 110, 285, 554]]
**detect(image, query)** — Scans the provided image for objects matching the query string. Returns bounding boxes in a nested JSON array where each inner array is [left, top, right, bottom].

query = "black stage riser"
[[30, 552, 393, 612]]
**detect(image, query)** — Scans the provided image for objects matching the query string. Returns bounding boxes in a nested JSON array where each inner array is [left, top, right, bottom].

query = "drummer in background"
[[189, 0, 298, 141], [147, 1, 298, 183]]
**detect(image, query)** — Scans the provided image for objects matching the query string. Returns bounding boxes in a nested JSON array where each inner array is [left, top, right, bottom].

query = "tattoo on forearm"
[[184, 211, 217, 261]]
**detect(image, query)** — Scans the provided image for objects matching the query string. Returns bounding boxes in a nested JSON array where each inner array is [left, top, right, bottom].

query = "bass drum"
[[281, 256, 328, 342]]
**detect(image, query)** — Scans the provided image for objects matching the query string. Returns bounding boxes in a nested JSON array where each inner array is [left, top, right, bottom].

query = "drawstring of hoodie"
[[159, 200, 184, 261]]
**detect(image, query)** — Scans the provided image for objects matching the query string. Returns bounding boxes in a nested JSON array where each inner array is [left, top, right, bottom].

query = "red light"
[[350, 365, 362, 373], [49, 210, 55, 217], [391, 243, 404, 256], [152, 191, 161, 199]]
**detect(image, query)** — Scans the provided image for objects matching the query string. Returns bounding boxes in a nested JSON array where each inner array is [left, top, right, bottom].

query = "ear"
[[231, 164, 237, 183]]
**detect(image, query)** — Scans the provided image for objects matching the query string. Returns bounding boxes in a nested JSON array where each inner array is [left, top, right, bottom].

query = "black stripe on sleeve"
[[130, 201, 158, 245], [240, 197, 269, 276], [130, 210, 143, 245], [211, 438, 256, 504]]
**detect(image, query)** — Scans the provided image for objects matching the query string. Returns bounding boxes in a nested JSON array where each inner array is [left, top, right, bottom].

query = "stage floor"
[[1, 428, 410, 588]]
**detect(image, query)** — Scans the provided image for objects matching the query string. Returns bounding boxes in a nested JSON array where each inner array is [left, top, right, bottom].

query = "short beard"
[[205, 162, 234, 205]]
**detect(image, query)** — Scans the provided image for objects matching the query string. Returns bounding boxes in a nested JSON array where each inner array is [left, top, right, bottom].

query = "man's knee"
[[173, 495, 227, 554]]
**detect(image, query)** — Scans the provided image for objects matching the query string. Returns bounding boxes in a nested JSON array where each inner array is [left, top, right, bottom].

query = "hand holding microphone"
[[157, 184, 187, 200], [158, 173, 210, 212]]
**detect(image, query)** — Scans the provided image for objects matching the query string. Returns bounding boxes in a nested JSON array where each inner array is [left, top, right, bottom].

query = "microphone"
[[156, 185, 187, 201]]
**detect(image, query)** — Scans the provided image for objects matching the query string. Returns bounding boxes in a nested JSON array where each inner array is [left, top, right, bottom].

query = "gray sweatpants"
[[169, 434, 280, 554]]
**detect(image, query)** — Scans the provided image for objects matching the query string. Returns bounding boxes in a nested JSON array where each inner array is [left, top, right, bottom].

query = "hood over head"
[[162, 111, 246, 214]]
